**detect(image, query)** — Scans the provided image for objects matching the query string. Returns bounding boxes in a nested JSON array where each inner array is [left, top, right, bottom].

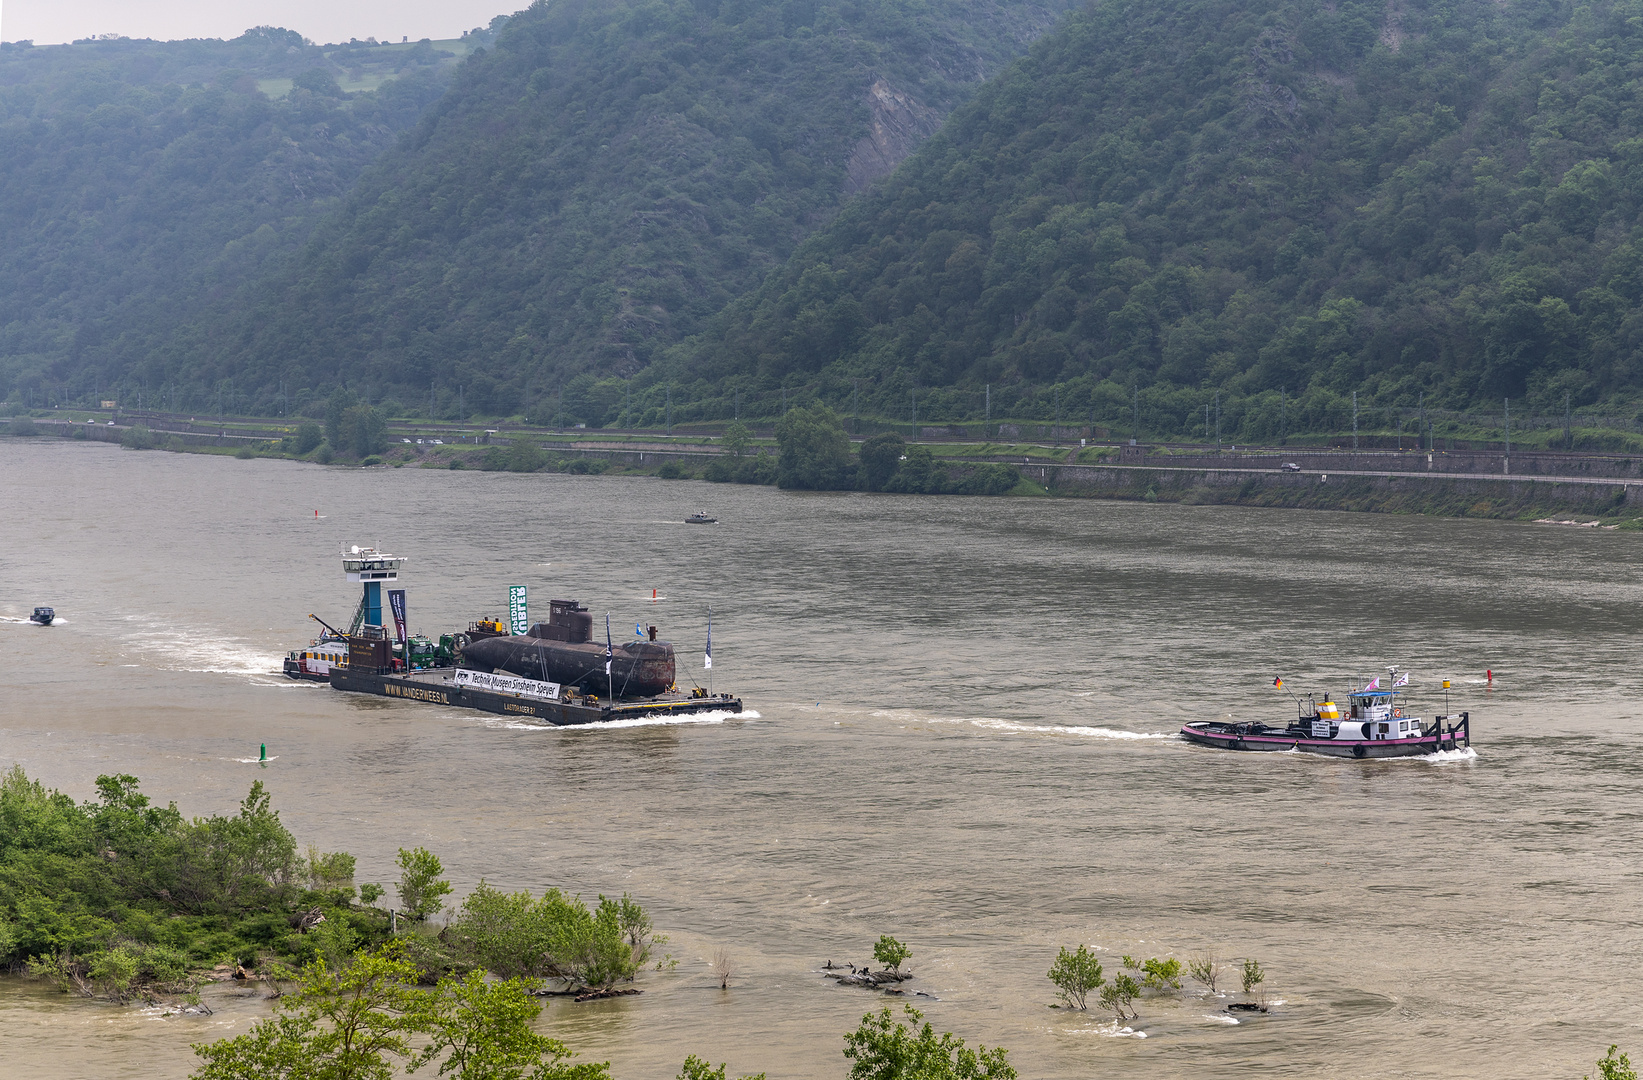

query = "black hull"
[[460, 635, 675, 697], [329, 667, 739, 726]]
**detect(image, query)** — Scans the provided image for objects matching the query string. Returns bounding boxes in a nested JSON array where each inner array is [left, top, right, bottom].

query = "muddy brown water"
[[2, 438, 1640, 1079]]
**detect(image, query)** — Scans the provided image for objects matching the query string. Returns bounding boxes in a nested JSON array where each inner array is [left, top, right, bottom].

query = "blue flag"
[[705, 606, 712, 670]]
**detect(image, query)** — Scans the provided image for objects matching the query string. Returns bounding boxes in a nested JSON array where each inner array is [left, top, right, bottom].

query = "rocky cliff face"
[[844, 79, 945, 194]]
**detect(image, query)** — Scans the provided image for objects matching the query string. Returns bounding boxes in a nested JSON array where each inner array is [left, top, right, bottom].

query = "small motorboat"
[[1181, 668, 1470, 759], [29, 606, 55, 625], [685, 511, 717, 524]]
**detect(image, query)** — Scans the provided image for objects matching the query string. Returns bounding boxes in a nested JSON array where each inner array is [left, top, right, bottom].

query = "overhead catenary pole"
[[1565, 390, 1572, 450], [1215, 391, 1221, 452], [1352, 390, 1358, 450], [1280, 387, 1287, 446], [1132, 384, 1139, 444], [1504, 396, 1510, 474]]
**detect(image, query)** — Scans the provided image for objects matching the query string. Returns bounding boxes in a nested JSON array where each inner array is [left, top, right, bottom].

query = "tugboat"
[[29, 606, 54, 625], [685, 511, 717, 524], [284, 615, 350, 681], [1181, 669, 1470, 759]]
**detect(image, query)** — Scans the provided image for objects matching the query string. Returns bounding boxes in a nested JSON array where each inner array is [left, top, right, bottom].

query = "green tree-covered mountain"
[[165, 0, 1077, 419], [0, 28, 471, 408], [670, 0, 1643, 436]]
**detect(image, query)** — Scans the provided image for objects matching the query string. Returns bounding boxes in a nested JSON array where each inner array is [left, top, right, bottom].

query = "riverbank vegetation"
[[0, 768, 391, 1003], [0, 769, 660, 1006]]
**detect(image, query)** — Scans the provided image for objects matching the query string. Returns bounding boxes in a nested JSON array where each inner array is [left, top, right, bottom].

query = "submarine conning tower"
[[526, 599, 593, 643], [341, 545, 406, 633]]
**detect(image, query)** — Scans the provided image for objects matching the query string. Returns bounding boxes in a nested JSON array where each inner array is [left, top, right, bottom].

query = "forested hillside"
[[0, 27, 468, 410], [152, 0, 1077, 420], [669, 0, 1643, 436], [16, 0, 1643, 436]]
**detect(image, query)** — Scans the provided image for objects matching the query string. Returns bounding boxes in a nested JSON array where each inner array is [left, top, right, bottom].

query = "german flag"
[[1273, 676, 1284, 690]]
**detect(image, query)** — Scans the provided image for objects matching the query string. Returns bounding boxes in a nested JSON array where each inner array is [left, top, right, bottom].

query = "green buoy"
[[259, 743, 267, 762]]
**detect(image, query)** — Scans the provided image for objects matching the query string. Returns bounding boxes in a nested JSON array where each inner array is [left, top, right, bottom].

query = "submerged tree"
[[1047, 945, 1103, 1010], [872, 936, 911, 975]]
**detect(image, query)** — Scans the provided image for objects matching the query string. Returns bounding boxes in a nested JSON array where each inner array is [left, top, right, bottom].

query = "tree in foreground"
[[844, 1006, 1015, 1080], [397, 847, 453, 921], [410, 970, 611, 1080], [191, 947, 612, 1080], [191, 949, 429, 1080], [1047, 945, 1103, 1010], [1590, 1045, 1639, 1080], [677, 1055, 766, 1080]]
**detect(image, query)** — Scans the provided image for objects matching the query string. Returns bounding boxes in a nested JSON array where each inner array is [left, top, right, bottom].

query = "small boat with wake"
[[685, 511, 717, 524], [1181, 669, 1470, 759], [29, 606, 55, 625]]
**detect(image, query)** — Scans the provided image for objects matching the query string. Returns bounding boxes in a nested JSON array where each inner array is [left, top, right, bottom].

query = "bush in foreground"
[[844, 1006, 1015, 1080]]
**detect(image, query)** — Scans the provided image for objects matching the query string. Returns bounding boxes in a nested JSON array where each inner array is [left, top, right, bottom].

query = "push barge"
[[1181, 671, 1469, 759], [286, 546, 740, 725]]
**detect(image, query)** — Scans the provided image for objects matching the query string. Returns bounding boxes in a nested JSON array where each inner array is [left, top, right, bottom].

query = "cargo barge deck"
[[330, 667, 741, 725]]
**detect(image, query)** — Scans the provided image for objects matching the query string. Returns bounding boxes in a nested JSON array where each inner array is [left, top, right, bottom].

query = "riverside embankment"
[[1031, 455, 1643, 521], [13, 411, 1643, 521]]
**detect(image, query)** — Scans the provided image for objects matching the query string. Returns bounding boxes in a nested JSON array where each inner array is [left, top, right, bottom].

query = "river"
[[1, 437, 1639, 1079]]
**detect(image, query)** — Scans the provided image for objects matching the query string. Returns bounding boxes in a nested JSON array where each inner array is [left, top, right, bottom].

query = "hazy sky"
[[3, 2, 519, 46]]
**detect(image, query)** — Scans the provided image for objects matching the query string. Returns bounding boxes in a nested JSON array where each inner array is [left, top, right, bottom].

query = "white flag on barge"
[[705, 606, 712, 670], [604, 613, 613, 678]]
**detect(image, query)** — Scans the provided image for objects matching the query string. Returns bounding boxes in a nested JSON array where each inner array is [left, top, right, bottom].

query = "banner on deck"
[[508, 585, 529, 636], [387, 589, 408, 644], [454, 669, 560, 701]]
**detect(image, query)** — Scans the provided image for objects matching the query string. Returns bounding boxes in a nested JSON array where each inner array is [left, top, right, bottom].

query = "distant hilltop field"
[[7, 0, 1643, 447]]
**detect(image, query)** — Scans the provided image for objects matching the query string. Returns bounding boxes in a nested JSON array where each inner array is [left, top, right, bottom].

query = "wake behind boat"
[[1181, 669, 1470, 759]]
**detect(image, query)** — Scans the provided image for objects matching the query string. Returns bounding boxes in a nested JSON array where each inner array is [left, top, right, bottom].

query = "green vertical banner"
[[508, 585, 528, 635]]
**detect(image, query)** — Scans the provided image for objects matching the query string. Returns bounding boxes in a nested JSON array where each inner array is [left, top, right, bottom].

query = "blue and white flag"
[[705, 607, 712, 670], [604, 614, 613, 679], [636, 622, 644, 638], [1394, 671, 1410, 687]]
